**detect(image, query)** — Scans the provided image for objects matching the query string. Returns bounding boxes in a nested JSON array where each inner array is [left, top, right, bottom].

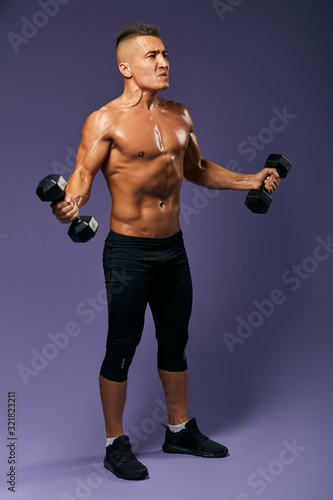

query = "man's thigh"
[[149, 264, 193, 340]]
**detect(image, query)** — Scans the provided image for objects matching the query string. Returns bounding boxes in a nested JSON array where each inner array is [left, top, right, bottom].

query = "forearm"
[[187, 158, 257, 191], [65, 167, 94, 208]]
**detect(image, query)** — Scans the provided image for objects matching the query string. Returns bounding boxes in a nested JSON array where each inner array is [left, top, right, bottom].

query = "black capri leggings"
[[100, 229, 193, 382]]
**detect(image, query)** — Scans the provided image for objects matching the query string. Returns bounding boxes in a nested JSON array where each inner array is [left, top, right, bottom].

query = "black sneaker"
[[162, 418, 228, 458], [103, 435, 149, 480]]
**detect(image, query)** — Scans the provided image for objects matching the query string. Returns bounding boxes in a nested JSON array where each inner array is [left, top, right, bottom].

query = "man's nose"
[[157, 54, 168, 67]]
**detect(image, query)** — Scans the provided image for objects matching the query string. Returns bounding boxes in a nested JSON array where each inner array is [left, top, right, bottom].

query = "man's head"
[[116, 23, 169, 92]]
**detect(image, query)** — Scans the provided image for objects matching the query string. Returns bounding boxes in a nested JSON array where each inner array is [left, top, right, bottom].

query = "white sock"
[[106, 437, 118, 447], [168, 420, 189, 433]]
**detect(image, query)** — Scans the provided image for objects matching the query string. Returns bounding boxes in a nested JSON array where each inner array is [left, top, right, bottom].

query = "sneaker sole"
[[162, 443, 228, 458], [104, 459, 149, 480]]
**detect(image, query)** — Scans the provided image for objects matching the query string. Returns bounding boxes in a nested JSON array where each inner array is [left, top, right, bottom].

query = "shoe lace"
[[122, 446, 136, 460], [110, 443, 135, 463], [190, 426, 208, 441]]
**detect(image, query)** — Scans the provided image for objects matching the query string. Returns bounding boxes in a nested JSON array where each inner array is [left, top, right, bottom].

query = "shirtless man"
[[51, 24, 280, 480]]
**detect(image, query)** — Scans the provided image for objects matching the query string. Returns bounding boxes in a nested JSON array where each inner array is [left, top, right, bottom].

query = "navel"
[[138, 151, 144, 157]]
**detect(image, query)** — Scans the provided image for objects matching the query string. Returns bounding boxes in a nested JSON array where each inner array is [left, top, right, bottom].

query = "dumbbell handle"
[[260, 158, 289, 191], [259, 176, 274, 194], [51, 192, 99, 242], [51, 191, 80, 223]]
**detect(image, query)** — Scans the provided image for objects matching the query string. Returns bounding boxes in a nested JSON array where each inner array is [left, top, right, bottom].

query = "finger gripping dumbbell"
[[245, 153, 292, 214], [36, 174, 99, 242]]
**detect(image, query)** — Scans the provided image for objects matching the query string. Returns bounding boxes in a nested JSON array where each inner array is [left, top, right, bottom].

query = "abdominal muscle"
[[110, 195, 181, 238], [102, 155, 184, 239]]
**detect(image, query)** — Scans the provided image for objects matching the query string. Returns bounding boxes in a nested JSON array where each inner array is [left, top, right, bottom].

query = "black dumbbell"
[[245, 154, 292, 214], [36, 174, 99, 242]]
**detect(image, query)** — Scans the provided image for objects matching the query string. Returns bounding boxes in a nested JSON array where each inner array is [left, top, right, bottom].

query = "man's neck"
[[121, 88, 160, 111]]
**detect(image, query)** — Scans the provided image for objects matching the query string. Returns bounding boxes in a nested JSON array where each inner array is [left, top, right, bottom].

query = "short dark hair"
[[116, 23, 160, 48]]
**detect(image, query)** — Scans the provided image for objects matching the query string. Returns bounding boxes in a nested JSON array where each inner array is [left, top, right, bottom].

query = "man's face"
[[118, 36, 170, 91]]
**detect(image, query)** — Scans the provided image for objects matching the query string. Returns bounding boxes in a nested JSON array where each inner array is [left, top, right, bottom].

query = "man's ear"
[[119, 62, 132, 79]]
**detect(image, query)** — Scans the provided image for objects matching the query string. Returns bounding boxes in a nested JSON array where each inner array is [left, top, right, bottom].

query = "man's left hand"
[[252, 168, 280, 194]]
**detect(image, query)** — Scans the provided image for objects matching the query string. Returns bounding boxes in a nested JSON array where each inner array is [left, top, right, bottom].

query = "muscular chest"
[[112, 111, 189, 160]]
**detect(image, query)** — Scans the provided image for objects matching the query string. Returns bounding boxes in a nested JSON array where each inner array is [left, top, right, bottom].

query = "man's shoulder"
[[88, 100, 120, 121], [161, 98, 188, 112], [83, 100, 121, 136], [161, 99, 192, 123]]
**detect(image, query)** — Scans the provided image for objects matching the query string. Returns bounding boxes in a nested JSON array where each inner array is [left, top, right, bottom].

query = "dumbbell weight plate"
[[36, 174, 67, 202], [245, 189, 272, 214], [68, 216, 99, 242]]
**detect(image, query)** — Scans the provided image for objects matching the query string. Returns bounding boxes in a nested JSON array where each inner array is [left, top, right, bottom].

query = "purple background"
[[1, 0, 333, 498]]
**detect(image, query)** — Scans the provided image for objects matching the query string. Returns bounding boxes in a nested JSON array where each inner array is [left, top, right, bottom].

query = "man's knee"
[[157, 332, 189, 372], [100, 342, 137, 382]]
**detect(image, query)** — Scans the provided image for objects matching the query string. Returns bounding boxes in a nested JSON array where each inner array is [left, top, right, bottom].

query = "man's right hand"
[[51, 192, 79, 224]]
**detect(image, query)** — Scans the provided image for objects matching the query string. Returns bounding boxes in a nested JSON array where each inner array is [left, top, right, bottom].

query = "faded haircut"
[[116, 23, 160, 47]]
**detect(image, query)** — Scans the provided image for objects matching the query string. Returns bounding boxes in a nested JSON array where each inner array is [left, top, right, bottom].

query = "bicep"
[[74, 111, 111, 180], [184, 131, 203, 182]]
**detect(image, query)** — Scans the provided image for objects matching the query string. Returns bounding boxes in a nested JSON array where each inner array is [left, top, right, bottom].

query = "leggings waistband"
[[105, 229, 183, 248]]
